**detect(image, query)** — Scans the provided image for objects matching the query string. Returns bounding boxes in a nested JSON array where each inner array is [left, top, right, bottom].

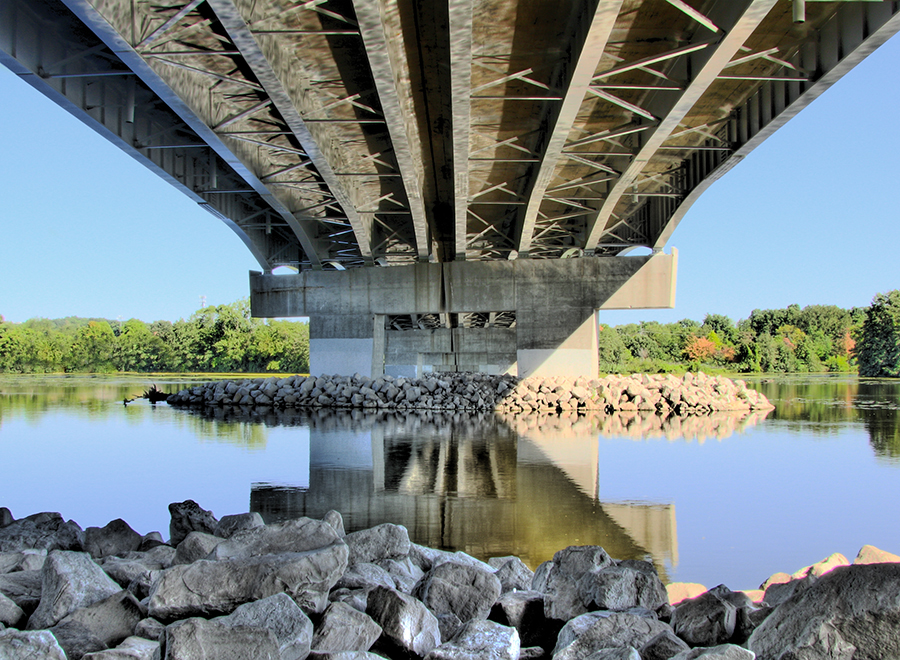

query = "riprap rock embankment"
[[1, 501, 899, 659], [168, 371, 774, 415]]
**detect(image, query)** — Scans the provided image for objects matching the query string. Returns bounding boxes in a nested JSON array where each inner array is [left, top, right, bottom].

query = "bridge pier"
[[251, 252, 677, 379]]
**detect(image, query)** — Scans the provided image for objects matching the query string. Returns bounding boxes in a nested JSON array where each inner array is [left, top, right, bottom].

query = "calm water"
[[1, 374, 899, 591]]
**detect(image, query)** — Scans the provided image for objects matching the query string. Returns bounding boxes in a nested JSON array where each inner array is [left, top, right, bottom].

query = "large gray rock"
[[0, 549, 47, 574], [577, 564, 668, 613], [0, 628, 68, 659], [367, 585, 441, 658], [216, 592, 314, 660], [424, 619, 520, 660], [27, 550, 122, 630], [148, 543, 349, 620], [0, 512, 84, 552], [0, 570, 42, 613], [488, 556, 534, 594], [163, 616, 280, 660], [99, 545, 176, 599], [637, 629, 691, 660], [335, 562, 396, 592], [214, 512, 266, 539], [378, 557, 424, 594], [0, 590, 25, 627], [311, 601, 382, 653], [533, 545, 614, 621], [552, 611, 674, 660], [344, 524, 411, 565], [84, 520, 142, 559], [209, 518, 342, 560], [49, 590, 144, 659], [173, 531, 222, 565], [167, 500, 217, 547], [0, 508, 12, 529], [748, 563, 900, 660], [670, 645, 755, 659], [409, 544, 493, 575], [134, 617, 165, 642], [489, 590, 548, 648], [81, 636, 160, 659], [670, 589, 737, 647], [413, 560, 502, 624]]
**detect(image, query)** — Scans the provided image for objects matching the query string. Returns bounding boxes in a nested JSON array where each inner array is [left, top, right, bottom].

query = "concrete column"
[[309, 314, 377, 378], [516, 307, 599, 380]]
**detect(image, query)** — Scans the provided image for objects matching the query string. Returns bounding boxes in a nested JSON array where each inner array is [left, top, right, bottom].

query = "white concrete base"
[[516, 348, 600, 380], [385, 364, 418, 378], [310, 338, 375, 378]]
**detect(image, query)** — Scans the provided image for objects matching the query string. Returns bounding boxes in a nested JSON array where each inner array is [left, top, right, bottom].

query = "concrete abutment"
[[250, 252, 677, 378]]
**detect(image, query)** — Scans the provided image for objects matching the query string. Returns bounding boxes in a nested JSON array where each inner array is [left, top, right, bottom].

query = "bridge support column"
[[251, 250, 677, 379]]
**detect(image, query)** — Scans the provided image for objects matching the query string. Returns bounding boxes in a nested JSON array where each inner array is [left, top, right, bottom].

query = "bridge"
[[2, 0, 897, 377]]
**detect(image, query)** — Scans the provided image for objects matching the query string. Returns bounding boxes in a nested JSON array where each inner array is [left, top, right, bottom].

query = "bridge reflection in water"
[[241, 409, 770, 580]]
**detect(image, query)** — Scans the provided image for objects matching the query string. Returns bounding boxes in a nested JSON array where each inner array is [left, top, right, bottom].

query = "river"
[[1, 373, 898, 591]]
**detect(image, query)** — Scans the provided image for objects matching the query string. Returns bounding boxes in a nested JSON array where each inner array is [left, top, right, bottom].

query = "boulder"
[[748, 563, 900, 659], [311, 601, 382, 653], [0, 590, 25, 628], [163, 616, 280, 660], [335, 562, 396, 592], [637, 630, 690, 660], [209, 518, 342, 561], [666, 582, 707, 606], [99, 545, 176, 599], [27, 550, 122, 630], [790, 552, 849, 579], [761, 574, 815, 608], [0, 570, 42, 613], [670, 589, 737, 647], [0, 628, 67, 659], [134, 617, 165, 641], [306, 653, 387, 660], [0, 512, 84, 552], [167, 500, 217, 547], [424, 619, 519, 660], [488, 556, 534, 594], [81, 636, 159, 659], [489, 590, 548, 647], [216, 592, 313, 660], [0, 508, 12, 529], [379, 557, 424, 593], [533, 545, 614, 621], [413, 560, 502, 623], [552, 611, 674, 660], [344, 524, 411, 565], [0, 549, 47, 574], [84, 520, 142, 559], [148, 543, 348, 620], [322, 510, 346, 537], [670, 645, 755, 659], [173, 531, 222, 565], [366, 586, 441, 658], [214, 512, 265, 539], [577, 564, 668, 613], [49, 590, 143, 660]]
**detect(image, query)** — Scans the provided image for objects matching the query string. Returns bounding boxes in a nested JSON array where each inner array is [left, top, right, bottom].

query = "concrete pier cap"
[[250, 249, 677, 379]]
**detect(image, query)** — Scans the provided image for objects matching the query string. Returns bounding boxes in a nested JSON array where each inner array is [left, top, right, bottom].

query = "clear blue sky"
[[1, 33, 899, 326]]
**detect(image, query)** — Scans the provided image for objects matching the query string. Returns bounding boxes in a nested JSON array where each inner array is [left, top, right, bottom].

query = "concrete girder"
[[450, 0, 473, 261], [58, 0, 327, 268], [514, 0, 623, 257], [206, 0, 373, 266], [652, 1, 900, 251], [583, 0, 779, 253], [352, 0, 430, 263]]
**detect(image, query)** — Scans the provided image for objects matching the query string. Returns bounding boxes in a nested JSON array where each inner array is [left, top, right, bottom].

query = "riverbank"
[[1, 503, 898, 659], [167, 371, 775, 415]]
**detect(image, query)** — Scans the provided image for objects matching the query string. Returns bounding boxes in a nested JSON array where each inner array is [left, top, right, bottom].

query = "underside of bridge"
[[2, 0, 898, 376]]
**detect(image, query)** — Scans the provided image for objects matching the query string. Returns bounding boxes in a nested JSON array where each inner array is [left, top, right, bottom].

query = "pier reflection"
[[242, 409, 761, 577]]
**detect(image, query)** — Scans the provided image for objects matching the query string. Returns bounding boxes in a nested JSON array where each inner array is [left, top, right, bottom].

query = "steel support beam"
[[515, 0, 623, 256], [583, 0, 779, 252], [353, 0, 430, 262], [207, 0, 373, 265]]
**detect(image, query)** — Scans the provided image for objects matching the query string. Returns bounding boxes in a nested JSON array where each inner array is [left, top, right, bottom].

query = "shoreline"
[[2, 504, 899, 659]]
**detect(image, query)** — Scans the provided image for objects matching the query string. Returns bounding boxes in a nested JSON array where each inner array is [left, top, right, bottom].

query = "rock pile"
[[168, 372, 773, 416], [2, 501, 898, 660]]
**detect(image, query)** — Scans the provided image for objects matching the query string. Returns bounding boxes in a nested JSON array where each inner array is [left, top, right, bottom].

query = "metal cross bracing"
[[2, 0, 899, 271]]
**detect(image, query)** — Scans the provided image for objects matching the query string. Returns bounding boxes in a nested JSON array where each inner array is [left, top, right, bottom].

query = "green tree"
[[598, 324, 631, 368], [855, 290, 900, 377], [67, 321, 116, 372]]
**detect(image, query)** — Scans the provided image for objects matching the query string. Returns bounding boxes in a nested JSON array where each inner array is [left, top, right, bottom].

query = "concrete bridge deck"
[[2, 0, 897, 376]]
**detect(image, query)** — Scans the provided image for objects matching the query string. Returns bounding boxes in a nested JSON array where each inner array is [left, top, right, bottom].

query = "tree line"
[[0, 300, 309, 374], [2, 292, 899, 376]]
